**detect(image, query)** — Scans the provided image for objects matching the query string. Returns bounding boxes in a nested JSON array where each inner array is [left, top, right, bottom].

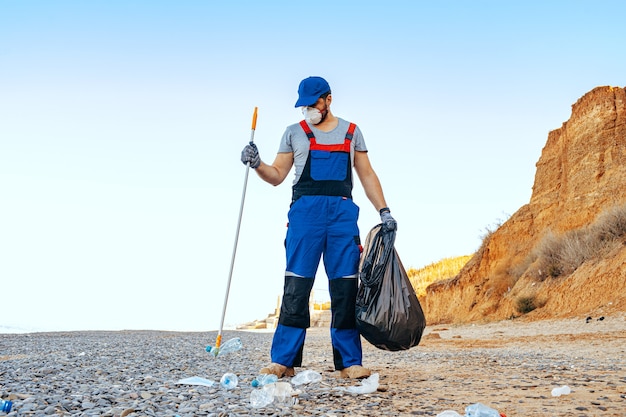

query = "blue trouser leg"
[[271, 276, 314, 367], [331, 328, 362, 368], [270, 324, 306, 367], [272, 196, 363, 369], [329, 277, 362, 369]]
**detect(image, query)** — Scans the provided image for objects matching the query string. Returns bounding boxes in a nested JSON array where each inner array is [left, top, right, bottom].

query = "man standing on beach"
[[240, 76, 397, 379]]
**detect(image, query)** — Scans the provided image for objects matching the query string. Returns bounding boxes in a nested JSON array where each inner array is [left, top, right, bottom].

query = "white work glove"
[[240, 142, 260, 168], [380, 208, 397, 232]]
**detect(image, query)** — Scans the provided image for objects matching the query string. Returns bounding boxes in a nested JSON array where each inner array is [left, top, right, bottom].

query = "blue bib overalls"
[[271, 121, 364, 370]]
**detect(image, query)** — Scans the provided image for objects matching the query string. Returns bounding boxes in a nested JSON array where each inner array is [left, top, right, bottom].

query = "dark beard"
[[319, 105, 329, 123]]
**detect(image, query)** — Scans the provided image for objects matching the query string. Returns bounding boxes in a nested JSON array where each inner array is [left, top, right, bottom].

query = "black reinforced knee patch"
[[329, 278, 358, 329], [278, 276, 315, 328]]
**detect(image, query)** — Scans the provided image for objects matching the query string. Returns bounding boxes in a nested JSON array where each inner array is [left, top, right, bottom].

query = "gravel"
[[1, 315, 625, 416]]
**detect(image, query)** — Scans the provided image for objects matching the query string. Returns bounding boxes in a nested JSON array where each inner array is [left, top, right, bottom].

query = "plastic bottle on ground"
[[0, 400, 12, 413], [269, 382, 295, 405], [251, 373, 278, 387], [551, 385, 571, 397], [206, 337, 243, 357], [250, 387, 274, 408], [250, 382, 295, 408], [290, 369, 322, 385], [464, 402, 501, 417], [220, 372, 239, 389]]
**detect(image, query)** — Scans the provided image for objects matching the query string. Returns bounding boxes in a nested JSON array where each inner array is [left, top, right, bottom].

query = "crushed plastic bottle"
[[249, 382, 295, 408], [206, 337, 243, 357], [551, 385, 571, 397], [0, 400, 12, 413], [269, 382, 295, 405], [334, 372, 380, 394], [290, 370, 322, 386], [250, 387, 274, 408], [347, 372, 379, 394], [251, 373, 278, 387], [436, 411, 462, 417], [220, 372, 239, 390], [464, 402, 501, 417]]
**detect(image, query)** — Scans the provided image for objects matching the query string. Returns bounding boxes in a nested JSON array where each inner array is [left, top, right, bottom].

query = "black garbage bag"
[[355, 224, 426, 351]]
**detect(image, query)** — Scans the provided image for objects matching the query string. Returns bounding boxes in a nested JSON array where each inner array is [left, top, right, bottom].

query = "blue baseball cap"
[[294, 76, 331, 107]]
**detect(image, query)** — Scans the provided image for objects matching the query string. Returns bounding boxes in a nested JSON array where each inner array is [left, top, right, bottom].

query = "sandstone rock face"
[[422, 86, 626, 324]]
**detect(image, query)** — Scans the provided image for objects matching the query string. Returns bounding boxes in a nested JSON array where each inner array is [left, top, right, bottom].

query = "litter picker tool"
[[208, 107, 258, 356]]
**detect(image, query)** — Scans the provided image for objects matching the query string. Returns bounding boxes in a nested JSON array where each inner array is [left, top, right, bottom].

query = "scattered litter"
[[175, 376, 216, 387], [250, 382, 297, 408], [290, 370, 322, 386], [465, 402, 503, 417], [251, 373, 278, 387], [436, 404, 507, 417], [551, 385, 571, 397], [334, 373, 379, 394], [436, 411, 462, 417], [220, 372, 239, 389], [205, 337, 243, 357], [0, 399, 13, 413]]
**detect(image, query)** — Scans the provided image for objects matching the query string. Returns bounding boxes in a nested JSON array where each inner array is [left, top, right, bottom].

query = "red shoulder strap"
[[345, 123, 356, 141], [299, 120, 315, 139], [300, 120, 354, 152]]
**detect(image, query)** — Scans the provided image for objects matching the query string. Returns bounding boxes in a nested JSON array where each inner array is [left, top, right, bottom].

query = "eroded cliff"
[[422, 86, 626, 324]]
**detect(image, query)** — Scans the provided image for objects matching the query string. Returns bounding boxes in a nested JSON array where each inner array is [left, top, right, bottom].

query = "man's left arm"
[[354, 151, 397, 231], [354, 151, 387, 212]]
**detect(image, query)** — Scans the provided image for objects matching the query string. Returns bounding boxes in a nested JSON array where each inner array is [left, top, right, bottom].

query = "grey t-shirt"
[[278, 117, 368, 185]]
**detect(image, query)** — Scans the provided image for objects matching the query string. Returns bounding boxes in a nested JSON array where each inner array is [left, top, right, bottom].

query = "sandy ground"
[[340, 313, 626, 416], [1, 314, 625, 416]]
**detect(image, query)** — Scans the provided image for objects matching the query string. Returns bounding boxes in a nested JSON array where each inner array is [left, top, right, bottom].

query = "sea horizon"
[[0, 323, 243, 335]]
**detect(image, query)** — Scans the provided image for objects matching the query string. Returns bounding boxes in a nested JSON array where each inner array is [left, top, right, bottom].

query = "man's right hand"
[[240, 142, 261, 168]]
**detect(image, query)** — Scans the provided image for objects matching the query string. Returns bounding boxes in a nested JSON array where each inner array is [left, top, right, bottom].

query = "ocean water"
[[0, 324, 47, 334], [0, 321, 241, 335]]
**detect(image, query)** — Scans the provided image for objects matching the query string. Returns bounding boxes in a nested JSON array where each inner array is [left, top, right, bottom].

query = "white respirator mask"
[[302, 107, 323, 125]]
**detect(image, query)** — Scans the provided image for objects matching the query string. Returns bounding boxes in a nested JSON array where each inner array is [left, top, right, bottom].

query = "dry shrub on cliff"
[[593, 204, 626, 242], [515, 294, 548, 315], [516, 296, 538, 314], [407, 255, 472, 297], [532, 204, 626, 279], [533, 232, 565, 278]]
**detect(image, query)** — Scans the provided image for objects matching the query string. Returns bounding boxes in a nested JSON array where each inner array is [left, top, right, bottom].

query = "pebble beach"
[[1, 314, 625, 417]]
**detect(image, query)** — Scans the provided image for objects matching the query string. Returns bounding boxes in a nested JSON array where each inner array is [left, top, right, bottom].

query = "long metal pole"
[[214, 107, 258, 354]]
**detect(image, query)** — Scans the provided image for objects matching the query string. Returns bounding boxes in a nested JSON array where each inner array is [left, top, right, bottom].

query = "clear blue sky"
[[1, 1, 624, 333]]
